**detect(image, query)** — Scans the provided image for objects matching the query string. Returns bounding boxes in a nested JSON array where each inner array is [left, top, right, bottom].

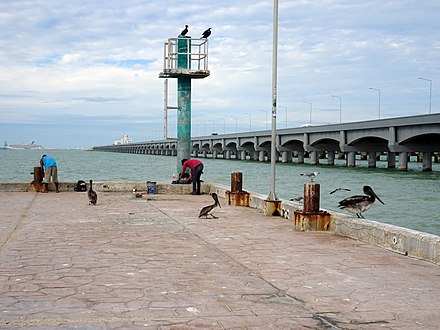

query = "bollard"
[[226, 172, 250, 207], [231, 172, 243, 193], [29, 166, 46, 192], [303, 182, 320, 213], [293, 182, 332, 231]]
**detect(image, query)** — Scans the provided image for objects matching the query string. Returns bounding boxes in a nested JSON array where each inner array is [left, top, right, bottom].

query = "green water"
[[1, 149, 439, 236]]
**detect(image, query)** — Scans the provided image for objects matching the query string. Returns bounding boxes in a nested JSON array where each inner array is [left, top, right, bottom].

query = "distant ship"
[[5, 140, 43, 150]]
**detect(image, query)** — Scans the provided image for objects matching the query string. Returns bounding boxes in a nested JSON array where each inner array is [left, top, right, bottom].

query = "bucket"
[[146, 181, 157, 194]]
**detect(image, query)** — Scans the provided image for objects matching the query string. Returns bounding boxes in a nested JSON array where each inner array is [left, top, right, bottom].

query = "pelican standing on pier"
[[199, 193, 221, 218], [338, 186, 384, 218]]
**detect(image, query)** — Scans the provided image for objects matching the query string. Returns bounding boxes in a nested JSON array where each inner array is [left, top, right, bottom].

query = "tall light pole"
[[244, 112, 252, 131], [230, 115, 237, 133], [303, 101, 312, 125], [268, 0, 279, 202], [259, 109, 268, 130], [218, 117, 226, 134], [331, 95, 342, 123], [279, 105, 288, 128], [419, 77, 432, 114], [369, 87, 381, 119]]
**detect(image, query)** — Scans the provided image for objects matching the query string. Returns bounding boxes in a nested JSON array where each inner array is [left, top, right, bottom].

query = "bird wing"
[[338, 195, 367, 207], [199, 205, 214, 217]]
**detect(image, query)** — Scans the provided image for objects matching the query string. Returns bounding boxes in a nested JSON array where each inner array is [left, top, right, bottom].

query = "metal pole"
[[164, 79, 168, 140], [369, 87, 381, 119], [303, 101, 312, 125], [268, 0, 278, 201], [279, 106, 287, 128], [331, 95, 342, 123], [259, 109, 268, 130], [419, 77, 432, 114], [244, 112, 252, 131]]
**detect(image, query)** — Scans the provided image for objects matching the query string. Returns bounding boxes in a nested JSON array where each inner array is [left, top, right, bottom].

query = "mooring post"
[[226, 172, 250, 207], [293, 181, 331, 231], [303, 182, 320, 213]]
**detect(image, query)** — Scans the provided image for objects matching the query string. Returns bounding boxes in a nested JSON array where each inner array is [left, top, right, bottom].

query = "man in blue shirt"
[[40, 154, 59, 193]]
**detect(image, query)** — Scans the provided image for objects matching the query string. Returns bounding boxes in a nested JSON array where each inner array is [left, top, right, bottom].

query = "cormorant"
[[88, 180, 98, 205], [201, 28, 211, 39], [180, 25, 188, 36]]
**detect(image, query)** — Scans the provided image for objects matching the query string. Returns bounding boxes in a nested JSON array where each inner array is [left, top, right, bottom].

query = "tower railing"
[[160, 37, 209, 78]]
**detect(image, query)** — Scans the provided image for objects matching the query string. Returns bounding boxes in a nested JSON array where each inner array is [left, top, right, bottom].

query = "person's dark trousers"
[[192, 164, 204, 194]]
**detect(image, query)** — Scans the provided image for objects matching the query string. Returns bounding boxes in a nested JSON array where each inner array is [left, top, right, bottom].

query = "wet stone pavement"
[[0, 191, 439, 329]]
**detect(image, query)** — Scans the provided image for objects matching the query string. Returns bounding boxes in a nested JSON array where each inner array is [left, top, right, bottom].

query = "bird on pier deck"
[[338, 186, 384, 218], [199, 193, 221, 218], [180, 25, 188, 36], [300, 171, 319, 182], [88, 179, 98, 205]]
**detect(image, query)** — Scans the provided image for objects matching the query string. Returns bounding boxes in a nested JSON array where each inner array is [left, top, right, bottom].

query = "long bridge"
[[93, 113, 440, 171]]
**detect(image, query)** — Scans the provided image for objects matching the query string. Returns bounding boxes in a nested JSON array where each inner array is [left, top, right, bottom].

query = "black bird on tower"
[[201, 28, 211, 39], [180, 25, 188, 36]]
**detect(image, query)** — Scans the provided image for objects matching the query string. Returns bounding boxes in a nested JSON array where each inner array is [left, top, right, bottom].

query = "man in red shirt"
[[180, 158, 204, 195]]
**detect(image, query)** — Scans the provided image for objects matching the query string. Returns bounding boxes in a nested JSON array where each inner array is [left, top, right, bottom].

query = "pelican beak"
[[374, 192, 385, 205]]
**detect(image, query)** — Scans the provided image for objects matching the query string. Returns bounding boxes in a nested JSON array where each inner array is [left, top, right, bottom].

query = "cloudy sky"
[[1, 0, 439, 148]]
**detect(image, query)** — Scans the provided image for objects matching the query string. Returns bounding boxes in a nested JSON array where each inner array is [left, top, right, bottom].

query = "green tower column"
[[177, 76, 191, 171], [176, 36, 191, 173]]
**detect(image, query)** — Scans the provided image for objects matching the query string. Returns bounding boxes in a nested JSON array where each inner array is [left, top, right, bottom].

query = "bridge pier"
[[368, 152, 377, 168], [423, 152, 432, 172], [387, 152, 396, 168], [327, 151, 335, 166], [347, 152, 356, 167], [212, 150, 218, 159], [398, 152, 408, 171], [225, 150, 231, 160], [297, 151, 305, 164], [310, 151, 319, 165], [258, 150, 265, 162], [281, 150, 292, 163], [240, 150, 247, 161]]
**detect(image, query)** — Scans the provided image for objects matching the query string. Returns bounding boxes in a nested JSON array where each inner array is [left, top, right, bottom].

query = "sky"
[[0, 0, 439, 148]]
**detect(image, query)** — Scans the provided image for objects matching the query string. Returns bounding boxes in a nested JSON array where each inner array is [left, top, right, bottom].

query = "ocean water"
[[1, 149, 439, 236]]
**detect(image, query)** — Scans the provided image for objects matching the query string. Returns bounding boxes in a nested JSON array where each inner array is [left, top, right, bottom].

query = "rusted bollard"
[[226, 172, 250, 207], [30, 166, 46, 192], [294, 182, 331, 231]]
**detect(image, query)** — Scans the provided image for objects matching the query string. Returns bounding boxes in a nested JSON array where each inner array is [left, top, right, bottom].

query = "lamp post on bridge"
[[419, 77, 432, 114], [279, 105, 288, 128], [369, 87, 381, 119], [331, 95, 342, 123], [302, 101, 312, 125], [218, 117, 226, 134], [259, 109, 268, 130], [244, 112, 252, 131], [230, 115, 237, 133]]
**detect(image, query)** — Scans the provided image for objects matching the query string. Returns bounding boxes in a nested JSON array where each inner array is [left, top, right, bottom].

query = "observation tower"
[[159, 34, 210, 172]]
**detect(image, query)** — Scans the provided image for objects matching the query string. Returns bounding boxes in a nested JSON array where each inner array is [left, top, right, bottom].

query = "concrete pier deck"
[[0, 191, 439, 329]]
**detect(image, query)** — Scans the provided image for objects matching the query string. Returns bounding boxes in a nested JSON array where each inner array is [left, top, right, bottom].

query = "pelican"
[[199, 193, 221, 218], [201, 28, 211, 39], [88, 180, 98, 205], [300, 171, 319, 182], [290, 196, 304, 203], [338, 186, 384, 218], [180, 25, 188, 36]]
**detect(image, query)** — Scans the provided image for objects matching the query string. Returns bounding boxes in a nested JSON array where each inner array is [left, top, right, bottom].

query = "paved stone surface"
[[0, 191, 439, 329]]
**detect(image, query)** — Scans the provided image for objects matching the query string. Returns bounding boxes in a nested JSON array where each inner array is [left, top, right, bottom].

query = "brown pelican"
[[201, 28, 211, 39], [88, 180, 98, 205], [338, 186, 384, 218], [199, 193, 221, 218], [300, 171, 319, 182], [180, 25, 188, 36]]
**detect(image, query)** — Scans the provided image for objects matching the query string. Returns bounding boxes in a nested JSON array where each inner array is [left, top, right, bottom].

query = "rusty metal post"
[[293, 182, 332, 231], [231, 172, 243, 192], [303, 182, 320, 213], [33, 167, 43, 183], [226, 172, 250, 207]]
